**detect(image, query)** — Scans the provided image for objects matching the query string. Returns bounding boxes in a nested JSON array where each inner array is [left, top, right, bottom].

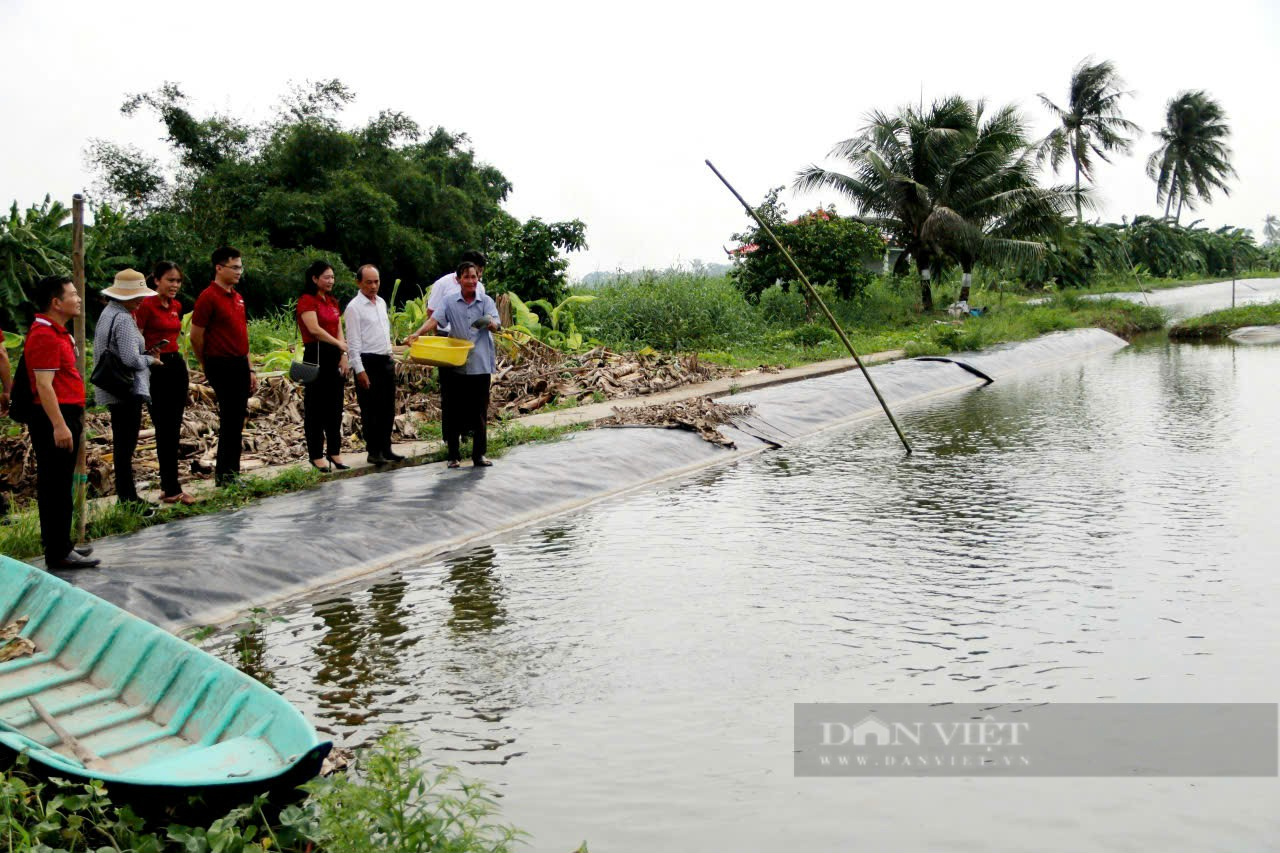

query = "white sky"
[[2, 0, 1276, 281]]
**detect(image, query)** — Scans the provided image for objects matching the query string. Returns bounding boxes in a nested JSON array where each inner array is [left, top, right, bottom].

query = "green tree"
[[729, 192, 885, 300], [483, 215, 587, 303], [1146, 90, 1236, 224], [0, 197, 130, 332], [796, 96, 1076, 308], [88, 80, 567, 313], [1037, 57, 1141, 224], [0, 197, 70, 327]]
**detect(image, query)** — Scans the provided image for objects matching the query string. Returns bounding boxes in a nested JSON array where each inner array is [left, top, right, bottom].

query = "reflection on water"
[[446, 546, 506, 635], [206, 338, 1280, 852]]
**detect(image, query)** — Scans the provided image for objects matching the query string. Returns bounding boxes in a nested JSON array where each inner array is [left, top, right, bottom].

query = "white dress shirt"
[[343, 293, 392, 375], [427, 273, 487, 331]]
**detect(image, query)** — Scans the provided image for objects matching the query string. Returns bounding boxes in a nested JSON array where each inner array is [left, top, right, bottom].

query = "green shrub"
[[248, 308, 298, 354], [756, 284, 807, 326], [577, 272, 757, 350], [784, 324, 838, 348], [0, 731, 528, 853]]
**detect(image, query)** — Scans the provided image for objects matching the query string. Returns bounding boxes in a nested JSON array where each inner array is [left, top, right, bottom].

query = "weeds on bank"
[[0, 467, 324, 560], [1169, 302, 1280, 339], [420, 420, 593, 464], [1, 730, 532, 853]]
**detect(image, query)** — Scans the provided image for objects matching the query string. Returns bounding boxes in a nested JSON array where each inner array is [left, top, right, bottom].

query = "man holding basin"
[[406, 261, 500, 468]]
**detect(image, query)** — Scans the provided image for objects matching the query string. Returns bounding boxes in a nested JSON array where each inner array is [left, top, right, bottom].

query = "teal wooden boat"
[[0, 555, 330, 794]]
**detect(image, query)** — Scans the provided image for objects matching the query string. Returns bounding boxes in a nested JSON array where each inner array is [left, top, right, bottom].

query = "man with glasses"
[[191, 246, 256, 486]]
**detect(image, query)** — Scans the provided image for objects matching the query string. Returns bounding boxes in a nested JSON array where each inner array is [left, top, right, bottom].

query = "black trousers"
[[303, 341, 345, 460], [444, 372, 491, 462], [29, 403, 83, 563], [148, 352, 189, 497], [108, 398, 143, 503], [204, 355, 250, 486], [438, 366, 458, 448], [355, 353, 396, 457]]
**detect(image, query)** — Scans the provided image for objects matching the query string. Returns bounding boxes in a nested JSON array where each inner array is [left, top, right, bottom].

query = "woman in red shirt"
[[297, 261, 350, 470], [135, 261, 195, 504]]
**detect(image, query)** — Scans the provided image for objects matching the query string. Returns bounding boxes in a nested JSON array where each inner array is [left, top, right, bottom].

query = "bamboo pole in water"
[[71, 194, 89, 545], [705, 160, 913, 455]]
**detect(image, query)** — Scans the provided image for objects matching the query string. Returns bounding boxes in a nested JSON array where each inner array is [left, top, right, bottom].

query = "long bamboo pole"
[[705, 160, 913, 454], [71, 194, 89, 545]]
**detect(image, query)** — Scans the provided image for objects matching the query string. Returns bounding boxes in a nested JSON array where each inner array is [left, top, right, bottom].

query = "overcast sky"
[[2, 0, 1276, 281]]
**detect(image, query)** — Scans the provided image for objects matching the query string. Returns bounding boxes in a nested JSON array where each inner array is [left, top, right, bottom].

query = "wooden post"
[[71, 194, 89, 545]]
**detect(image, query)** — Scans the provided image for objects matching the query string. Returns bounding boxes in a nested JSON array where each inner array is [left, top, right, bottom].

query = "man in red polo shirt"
[[26, 275, 100, 569], [190, 246, 257, 486]]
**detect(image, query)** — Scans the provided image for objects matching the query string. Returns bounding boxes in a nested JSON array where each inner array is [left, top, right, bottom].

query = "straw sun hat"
[[102, 268, 156, 301]]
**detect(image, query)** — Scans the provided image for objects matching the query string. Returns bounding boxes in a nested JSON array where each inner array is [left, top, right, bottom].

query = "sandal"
[[447, 460, 461, 469], [161, 492, 198, 506]]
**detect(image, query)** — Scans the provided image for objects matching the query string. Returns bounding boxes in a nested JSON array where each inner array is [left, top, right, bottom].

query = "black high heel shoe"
[[327, 456, 351, 471], [310, 459, 331, 472]]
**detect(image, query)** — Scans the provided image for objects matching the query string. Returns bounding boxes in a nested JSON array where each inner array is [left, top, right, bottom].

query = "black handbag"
[[289, 337, 320, 385], [289, 359, 320, 385], [90, 313, 138, 399]]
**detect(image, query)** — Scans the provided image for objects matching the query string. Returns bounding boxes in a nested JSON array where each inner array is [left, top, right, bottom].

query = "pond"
[[207, 335, 1279, 852]]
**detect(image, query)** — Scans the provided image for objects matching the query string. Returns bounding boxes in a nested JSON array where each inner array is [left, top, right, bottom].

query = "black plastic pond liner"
[[53, 329, 1127, 630]]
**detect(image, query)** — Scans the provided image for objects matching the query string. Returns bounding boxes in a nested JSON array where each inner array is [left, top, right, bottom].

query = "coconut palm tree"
[[796, 96, 1077, 308], [1263, 214, 1280, 247], [1146, 91, 1236, 224], [1037, 57, 1141, 224]]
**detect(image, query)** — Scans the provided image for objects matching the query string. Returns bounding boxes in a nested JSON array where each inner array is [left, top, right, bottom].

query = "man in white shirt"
[[426, 250, 488, 333], [344, 265, 403, 465]]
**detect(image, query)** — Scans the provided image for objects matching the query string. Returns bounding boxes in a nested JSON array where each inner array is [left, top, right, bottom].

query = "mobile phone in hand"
[[150, 339, 170, 352]]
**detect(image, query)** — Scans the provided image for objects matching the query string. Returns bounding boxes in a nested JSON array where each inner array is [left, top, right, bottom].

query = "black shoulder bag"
[[90, 312, 138, 399], [6, 354, 34, 423]]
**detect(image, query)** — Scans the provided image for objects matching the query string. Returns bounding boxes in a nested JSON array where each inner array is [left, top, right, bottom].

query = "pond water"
[[209, 335, 1280, 852]]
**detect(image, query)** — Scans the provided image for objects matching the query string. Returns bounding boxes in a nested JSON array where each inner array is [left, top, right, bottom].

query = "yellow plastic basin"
[[409, 336, 474, 367]]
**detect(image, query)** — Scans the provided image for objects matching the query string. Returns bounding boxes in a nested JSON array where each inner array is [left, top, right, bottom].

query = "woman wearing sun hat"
[[93, 268, 162, 507]]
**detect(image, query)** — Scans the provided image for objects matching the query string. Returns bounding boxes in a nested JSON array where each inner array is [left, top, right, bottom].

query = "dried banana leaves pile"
[[2, 347, 740, 503], [599, 396, 754, 448], [489, 346, 734, 417]]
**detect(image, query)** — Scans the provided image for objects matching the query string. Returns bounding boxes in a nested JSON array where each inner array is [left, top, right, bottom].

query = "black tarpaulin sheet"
[[45, 328, 1127, 630]]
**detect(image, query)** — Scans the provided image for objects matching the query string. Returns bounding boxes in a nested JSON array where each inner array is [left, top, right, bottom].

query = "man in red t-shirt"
[[26, 275, 100, 569], [190, 246, 257, 486]]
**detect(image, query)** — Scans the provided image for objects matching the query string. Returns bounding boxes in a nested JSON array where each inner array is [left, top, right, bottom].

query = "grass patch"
[[0, 467, 324, 560], [1, 421, 594, 559], [902, 296, 1166, 357], [1169, 302, 1280, 340], [1, 730, 533, 853]]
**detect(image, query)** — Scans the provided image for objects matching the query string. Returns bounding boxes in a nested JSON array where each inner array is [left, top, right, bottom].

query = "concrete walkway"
[[112, 348, 904, 510]]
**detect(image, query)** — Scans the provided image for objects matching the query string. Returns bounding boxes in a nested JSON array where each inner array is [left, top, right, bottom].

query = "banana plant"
[[387, 279, 426, 341], [506, 292, 596, 352]]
